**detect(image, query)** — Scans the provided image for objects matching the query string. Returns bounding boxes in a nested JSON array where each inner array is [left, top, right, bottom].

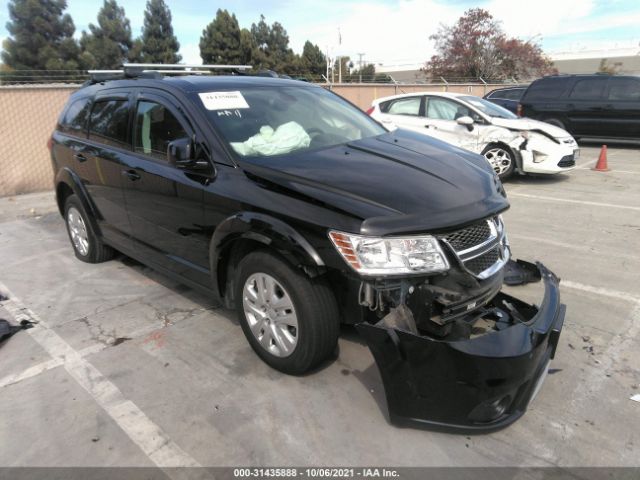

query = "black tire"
[[64, 194, 115, 263], [542, 118, 566, 130], [234, 250, 339, 375], [481, 144, 516, 180]]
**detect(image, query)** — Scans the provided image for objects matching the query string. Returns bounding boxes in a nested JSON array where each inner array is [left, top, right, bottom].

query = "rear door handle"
[[425, 125, 437, 130], [74, 153, 87, 162], [122, 169, 141, 181]]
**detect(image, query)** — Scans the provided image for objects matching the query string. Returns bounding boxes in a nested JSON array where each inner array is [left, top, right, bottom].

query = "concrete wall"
[[0, 83, 506, 197]]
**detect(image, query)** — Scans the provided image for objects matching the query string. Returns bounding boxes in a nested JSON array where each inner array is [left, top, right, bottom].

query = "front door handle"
[[74, 153, 87, 162], [122, 169, 141, 181]]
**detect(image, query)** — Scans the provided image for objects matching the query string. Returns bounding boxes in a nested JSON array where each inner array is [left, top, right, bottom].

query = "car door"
[[375, 96, 426, 132], [422, 96, 480, 151], [82, 92, 135, 249], [565, 77, 608, 136], [603, 77, 640, 139], [120, 90, 211, 285]]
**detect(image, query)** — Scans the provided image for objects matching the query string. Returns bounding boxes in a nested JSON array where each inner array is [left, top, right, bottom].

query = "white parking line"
[[0, 282, 201, 469], [508, 233, 640, 262], [508, 192, 640, 212], [560, 280, 640, 304]]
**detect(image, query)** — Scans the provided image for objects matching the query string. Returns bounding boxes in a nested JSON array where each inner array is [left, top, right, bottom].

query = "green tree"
[[137, 0, 181, 64], [299, 41, 325, 76], [200, 9, 251, 65], [80, 0, 133, 69], [249, 14, 297, 73], [2, 0, 81, 70]]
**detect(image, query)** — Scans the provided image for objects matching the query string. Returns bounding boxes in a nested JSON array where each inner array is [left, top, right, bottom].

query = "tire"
[[482, 144, 516, 180], [542, 118, 566, 130], [234, 250, 339, 375], [64, 194, 115, 263]]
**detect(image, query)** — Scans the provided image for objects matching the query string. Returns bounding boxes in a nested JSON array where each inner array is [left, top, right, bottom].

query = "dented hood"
[[238, 129, 509, 236], [491, 117, 571, 139]]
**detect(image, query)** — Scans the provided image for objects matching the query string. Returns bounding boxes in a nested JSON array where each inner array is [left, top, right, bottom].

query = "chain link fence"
[[0, 70, 527, 197]]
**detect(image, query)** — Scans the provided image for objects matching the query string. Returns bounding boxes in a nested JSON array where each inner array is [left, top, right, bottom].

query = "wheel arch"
[[55, 167, 102, 234], [210, 212, 326, 307]]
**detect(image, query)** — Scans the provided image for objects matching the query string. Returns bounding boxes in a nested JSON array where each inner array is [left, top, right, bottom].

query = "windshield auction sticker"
[[199, 91, 250, 110]]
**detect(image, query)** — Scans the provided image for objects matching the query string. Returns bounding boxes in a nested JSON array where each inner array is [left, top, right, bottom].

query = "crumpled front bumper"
[[356, 262, 565, 433]]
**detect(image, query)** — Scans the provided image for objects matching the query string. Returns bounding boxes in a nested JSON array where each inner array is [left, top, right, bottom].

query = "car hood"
[[490, 117, 571, 138], [238, 129, 509, 236]]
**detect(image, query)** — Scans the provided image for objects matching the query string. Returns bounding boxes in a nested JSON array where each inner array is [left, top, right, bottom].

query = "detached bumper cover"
[[356, 262, 565, 433]]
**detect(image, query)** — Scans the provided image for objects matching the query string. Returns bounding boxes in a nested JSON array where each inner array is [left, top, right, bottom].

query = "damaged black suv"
[[51, 68, 565, 432]]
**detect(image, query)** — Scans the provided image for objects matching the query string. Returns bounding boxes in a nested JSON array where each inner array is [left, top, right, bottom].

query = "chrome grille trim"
[[439, 217, 510, 279]]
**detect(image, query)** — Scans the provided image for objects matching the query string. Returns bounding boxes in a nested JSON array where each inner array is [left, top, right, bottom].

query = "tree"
[[80, 0, 133, 69], [249, 14, 297, 72], [137, 0, 181, 63], [424, 8, 554, 81], [2, 0, 81, 70], [200, 9, 251, 65], [300, 41, 325, 76]]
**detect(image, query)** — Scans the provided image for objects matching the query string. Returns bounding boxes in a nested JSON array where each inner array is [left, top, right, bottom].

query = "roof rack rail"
[[85, 63, 253, 85]]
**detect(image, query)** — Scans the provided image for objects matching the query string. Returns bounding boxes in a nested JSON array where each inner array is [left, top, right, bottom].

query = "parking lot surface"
[[0, 144, 639, 467]]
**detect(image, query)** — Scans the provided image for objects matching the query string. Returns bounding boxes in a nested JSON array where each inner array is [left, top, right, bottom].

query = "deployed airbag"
[[231, 121, 311, 157]]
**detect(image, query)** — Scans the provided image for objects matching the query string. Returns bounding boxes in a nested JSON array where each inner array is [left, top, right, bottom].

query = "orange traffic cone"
[[592, 145, 610, 172]]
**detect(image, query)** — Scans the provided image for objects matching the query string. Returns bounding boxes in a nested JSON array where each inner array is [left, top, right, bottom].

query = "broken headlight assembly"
[[328, 231, 449, 276]]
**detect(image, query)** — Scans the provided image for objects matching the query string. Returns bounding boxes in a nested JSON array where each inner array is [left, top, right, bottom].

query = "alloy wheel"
[[67, 207, 89, 256], [484, 148, 512, 176], [242, 273, 299, 358]]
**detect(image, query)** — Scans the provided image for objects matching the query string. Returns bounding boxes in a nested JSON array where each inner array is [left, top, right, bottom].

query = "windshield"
[[459, 96, 517, 119], [198, 85, 385, 158]]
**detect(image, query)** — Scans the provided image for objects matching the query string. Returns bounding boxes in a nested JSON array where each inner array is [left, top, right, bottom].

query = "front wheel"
[[482, 145, 516, 180], [234, 250, 339, 375]]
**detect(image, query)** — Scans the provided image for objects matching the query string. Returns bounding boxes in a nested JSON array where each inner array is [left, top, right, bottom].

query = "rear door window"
[[524, 78, 570, 100], [606, 78, 640, 101], [60, 97, 91, 137], [88, 100, 130, 148], [569, 78, 608, 100], [380, 96, 422, 116], [134, 100, 188, 161]]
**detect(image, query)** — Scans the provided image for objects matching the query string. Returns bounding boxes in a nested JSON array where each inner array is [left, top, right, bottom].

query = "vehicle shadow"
[[505, 172, 572, 187]]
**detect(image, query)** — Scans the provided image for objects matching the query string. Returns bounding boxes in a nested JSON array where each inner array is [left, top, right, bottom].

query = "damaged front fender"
[[356, 261, 565, 433]]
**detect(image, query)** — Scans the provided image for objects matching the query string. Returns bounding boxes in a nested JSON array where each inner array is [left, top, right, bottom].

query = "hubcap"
[[67, 207, 89, 256], [242, 273, 298, 358], [484, 148, 512, 176]]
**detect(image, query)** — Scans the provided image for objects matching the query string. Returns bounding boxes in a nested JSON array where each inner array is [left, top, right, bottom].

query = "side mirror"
[[167, 137, 209, 171], [456, 116, 475, 131]]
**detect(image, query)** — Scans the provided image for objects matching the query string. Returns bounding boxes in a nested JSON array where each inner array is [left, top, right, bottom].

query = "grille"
[[558, 155, 575, 168], [464, 247, 501, 276], [443, 220, 492, 251]]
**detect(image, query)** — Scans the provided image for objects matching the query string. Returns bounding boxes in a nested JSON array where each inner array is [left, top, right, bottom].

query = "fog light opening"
[[468, 395, 512, 423]]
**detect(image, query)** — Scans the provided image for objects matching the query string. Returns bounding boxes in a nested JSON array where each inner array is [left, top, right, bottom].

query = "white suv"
[[368, 92, 579, 180]]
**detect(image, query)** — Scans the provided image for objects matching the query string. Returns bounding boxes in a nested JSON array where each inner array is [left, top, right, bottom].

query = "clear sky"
[[1, 0, 639, 66]]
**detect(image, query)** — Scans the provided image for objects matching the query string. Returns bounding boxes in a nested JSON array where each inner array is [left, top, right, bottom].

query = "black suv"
[[518, 74, 640, 139], [51, 70, 565, 431]]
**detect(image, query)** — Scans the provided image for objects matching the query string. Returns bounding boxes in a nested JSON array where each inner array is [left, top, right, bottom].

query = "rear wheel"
[[235, 250, 339, 375], [482, 145, 515, 180], [64, 195, 114, 263]]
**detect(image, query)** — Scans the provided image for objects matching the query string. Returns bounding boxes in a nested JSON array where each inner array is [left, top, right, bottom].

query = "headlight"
[[328, 231, 449, 275]]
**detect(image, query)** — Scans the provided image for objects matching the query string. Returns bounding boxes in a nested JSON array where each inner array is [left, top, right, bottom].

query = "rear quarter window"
[[88, 100, 130, 149], [607, 78, 640, 101], [59, 97, 91, 136], [523, 78, 570, 100], [379, 97, 421, 115]]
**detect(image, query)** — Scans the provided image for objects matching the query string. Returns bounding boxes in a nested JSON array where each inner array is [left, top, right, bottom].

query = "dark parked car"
[[50, 67, 565, 432], [518, 74, 640, 139], [483, 86, 526, 114]]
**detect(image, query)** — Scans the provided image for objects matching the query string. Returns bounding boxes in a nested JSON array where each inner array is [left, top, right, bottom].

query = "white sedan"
[[367, 92, 579, 180]]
